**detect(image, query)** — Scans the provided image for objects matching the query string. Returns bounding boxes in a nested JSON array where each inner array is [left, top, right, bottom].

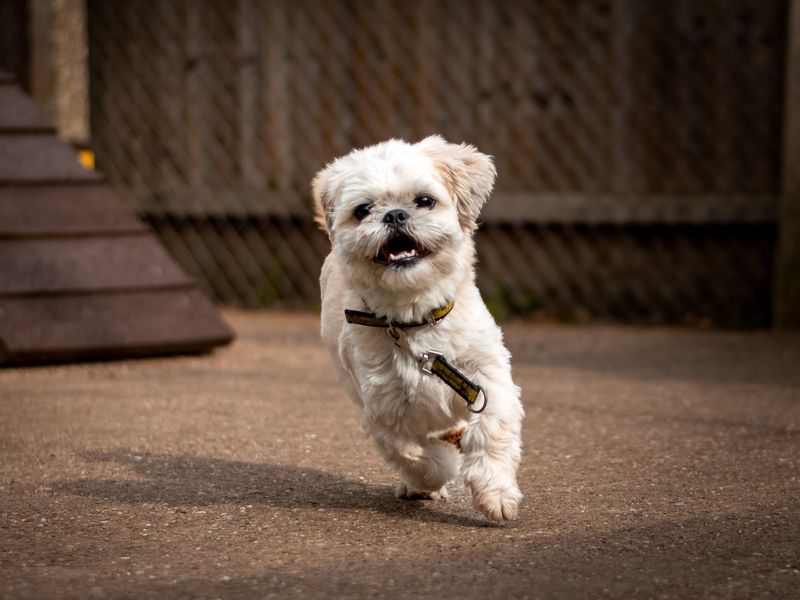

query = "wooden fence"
[[86, 0, 788, 326]]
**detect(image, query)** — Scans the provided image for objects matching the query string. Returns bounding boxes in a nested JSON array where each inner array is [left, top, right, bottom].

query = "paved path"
[[2, 311, 799, 599]]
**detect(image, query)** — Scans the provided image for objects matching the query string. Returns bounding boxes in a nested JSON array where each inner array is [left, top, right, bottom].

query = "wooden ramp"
[[0, 72, 234, 365]]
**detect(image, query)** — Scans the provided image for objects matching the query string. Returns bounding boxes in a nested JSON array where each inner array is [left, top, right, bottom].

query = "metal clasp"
[[418, 350, 444, 374]]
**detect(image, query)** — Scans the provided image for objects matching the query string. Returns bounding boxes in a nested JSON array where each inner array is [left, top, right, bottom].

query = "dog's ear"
[[312, 164, 338, 240], [417, 135, 496, 230]]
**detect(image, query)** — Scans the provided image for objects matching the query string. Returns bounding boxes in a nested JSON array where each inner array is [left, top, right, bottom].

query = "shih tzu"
[[313, 135, 523, 522]]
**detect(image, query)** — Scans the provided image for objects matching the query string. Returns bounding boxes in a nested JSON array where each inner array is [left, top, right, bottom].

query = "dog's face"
[[313, 135, 496, 293]]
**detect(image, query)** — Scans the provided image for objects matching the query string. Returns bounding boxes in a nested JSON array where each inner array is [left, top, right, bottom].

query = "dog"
[[313, 135, 523, 521]]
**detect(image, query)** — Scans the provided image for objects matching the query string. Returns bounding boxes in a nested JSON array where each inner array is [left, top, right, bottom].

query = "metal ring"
[[467, 386, 488, 414]]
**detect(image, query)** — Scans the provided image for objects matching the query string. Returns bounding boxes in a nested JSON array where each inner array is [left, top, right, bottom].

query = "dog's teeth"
[[389, 249, 417, 261]]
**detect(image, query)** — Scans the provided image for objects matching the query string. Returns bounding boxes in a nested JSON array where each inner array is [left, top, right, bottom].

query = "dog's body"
[[314, 136, 523, 521]]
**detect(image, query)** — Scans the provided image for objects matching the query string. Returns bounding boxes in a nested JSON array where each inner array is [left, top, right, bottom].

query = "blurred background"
[[2, 0, 798, 328]]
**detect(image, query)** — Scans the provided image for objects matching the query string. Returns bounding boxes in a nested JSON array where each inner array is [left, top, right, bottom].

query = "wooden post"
[[776, 0, 800, 328], [29, 0, 89, 144]]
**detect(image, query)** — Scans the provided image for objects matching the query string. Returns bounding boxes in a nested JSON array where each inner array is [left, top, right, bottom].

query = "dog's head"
[[312, 135, 496, 294]]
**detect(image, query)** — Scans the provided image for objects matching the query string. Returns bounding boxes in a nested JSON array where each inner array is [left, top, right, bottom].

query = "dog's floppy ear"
[[417, 135, 496, 230], [312, 164, 338, 241]]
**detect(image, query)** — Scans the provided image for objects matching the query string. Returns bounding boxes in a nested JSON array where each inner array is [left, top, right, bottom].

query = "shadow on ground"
[[53, 450, 800, 598], [55, 450, 490, 528]]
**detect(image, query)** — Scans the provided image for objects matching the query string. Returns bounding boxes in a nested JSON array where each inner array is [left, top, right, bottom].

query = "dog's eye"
[[414, 195, 436, 209], [353, 203, 372, 221]]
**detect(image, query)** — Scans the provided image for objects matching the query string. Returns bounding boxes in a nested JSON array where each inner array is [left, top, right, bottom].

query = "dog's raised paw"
[[472, 484, 522, 522], [395, 483, 449, 501]]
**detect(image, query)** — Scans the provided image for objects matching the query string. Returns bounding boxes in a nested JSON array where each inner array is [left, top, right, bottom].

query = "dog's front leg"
[[460, 366, 524, 522]]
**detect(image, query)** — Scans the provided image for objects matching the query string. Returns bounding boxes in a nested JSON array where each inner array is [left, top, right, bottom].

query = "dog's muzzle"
[[373, 220, 430, 268]]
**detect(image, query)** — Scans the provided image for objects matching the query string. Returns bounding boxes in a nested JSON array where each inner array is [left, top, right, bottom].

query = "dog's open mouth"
[[374, 231, 429, 268]]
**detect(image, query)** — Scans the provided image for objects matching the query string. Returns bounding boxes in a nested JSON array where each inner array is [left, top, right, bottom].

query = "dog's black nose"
[[382, 209, 409, 226]]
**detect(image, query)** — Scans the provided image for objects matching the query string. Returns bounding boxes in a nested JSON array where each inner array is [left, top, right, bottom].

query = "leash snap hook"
[[418, 350, 443, 374]]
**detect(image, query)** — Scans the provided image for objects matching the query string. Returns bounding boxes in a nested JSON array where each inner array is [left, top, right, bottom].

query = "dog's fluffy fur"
[[313, 135, 523, 521]]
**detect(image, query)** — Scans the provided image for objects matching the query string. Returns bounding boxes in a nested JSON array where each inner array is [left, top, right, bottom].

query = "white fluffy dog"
[[313, 135, 523, 522]]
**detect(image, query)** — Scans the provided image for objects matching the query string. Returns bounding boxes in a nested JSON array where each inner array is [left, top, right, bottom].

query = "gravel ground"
[[1, 310, 799, 599]]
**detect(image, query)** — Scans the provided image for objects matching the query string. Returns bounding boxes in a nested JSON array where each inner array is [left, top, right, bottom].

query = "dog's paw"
[[395, 483, 449, 501], [470, 482, 522, 522]]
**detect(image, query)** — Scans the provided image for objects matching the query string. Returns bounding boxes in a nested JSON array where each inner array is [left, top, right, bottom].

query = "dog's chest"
[[350, 326, 466, 421]]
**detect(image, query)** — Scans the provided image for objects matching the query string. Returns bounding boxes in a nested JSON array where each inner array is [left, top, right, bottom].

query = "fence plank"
[[132, 188, 777, 224]]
